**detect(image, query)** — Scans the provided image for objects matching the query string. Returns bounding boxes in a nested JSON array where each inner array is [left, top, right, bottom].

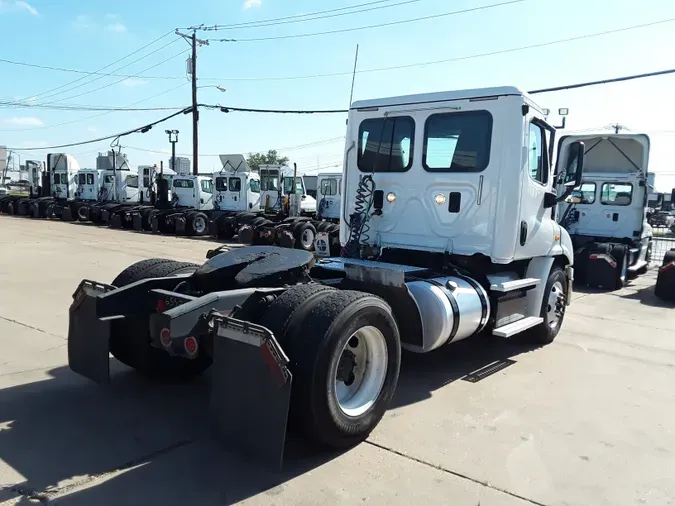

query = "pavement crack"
[[0, 315, 64, 340], [44, 438, 197, 498], [365, 440, 550, 506]]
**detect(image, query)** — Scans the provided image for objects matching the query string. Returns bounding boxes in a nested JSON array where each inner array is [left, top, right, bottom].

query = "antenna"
[[348, 44, 359, 107]]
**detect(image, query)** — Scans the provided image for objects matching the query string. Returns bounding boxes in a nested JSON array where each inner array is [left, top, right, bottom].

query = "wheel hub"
[[334, 326, 388, 417], [546, 281, 565, 329]]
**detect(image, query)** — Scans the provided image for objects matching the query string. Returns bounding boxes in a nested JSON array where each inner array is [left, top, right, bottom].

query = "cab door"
[[515, 117, 557, 259]]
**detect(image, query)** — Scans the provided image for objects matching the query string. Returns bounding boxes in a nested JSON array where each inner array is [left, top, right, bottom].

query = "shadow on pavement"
[[0, 335, 539, 504]]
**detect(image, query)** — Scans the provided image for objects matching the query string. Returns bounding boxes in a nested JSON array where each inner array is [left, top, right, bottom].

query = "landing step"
[[628, 259, 648, 273], [490, 278, 540, 293], [492, 316, 543, 338]]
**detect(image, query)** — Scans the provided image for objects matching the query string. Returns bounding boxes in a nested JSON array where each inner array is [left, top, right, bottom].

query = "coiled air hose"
[[340, 174, 375, 258]]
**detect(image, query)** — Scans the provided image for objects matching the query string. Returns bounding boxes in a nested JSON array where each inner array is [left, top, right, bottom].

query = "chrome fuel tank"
[[404, 276, 490, 353]]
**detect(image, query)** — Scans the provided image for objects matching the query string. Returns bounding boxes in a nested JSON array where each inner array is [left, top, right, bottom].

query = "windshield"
[[229, 177, 242, 192]]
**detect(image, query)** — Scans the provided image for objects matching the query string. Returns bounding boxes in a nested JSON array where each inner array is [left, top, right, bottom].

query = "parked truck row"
[[0, 151, 345, 253]]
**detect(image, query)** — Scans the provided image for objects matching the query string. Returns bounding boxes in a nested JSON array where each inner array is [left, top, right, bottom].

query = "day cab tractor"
[[0, 159, 44, 216], [57, 168, 104, 221], [66, 85, 583, 467], [556, 133, 652, 290], [17, 153, 80, 219]]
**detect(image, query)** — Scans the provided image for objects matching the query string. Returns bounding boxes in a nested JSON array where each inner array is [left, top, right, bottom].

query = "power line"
[[0, 101, 183, 112], [529, 67, 675, 94], [0, 83, 189, 132], [183, 0, 397, 30], [210, 104, 349, 114], [37, 48, 189, 106], [192, 0, 423, 31], [18, 31, 176, 102], [125, 136, 346, 157], [7, 17, 672, 86], [206, 0, 525, 42], [7, 107, 193, 151]]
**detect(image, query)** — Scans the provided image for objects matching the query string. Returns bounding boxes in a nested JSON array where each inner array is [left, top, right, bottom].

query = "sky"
[[2, 0, 675, 190]]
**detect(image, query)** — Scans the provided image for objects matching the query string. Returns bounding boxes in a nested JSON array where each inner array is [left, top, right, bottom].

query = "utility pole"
[[175, 30, 209, 176], [190, 31, 198, 176], [610, 123, 626, 134], [166, 129, 179, 173]]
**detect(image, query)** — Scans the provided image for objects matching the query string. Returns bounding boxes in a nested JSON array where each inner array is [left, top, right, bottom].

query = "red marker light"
[[184, 336, 198, 355], [160, 328, 172, 347], [156, 299, 166, 312]]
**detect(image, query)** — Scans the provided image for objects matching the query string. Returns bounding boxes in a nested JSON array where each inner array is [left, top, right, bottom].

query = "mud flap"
[[210, 315, 292, 470], [110, 213, 123, 229], [132, 213, 143, 231], [62, 206, 74, 221], [175, 215, 187, 235], [67, 280, 117, 384]]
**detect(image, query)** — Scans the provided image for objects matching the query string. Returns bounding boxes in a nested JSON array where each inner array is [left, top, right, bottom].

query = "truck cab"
[[171, 174, 214, 211], [555, 133, 652, 287], [74, 169, 102, 202], [214, 171, 261, 212], [50, 154, 81, 200], [316, 171, 342, 221], [260, 165, 317, 215]]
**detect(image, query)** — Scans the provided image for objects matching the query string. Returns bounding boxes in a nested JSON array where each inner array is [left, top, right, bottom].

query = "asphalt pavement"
[[1, 216, 674, 506]]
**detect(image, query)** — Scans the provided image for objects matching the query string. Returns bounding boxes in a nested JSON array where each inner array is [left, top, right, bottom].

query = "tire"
[[663, 249, 675, 266], [637, 241, 652, 275], [187, 212, 209, 236], [521, 265, 568, 345], [262, 288, 401, 449], [109, 259, 209, 381], [611, 244, 628, 290], [111, 258, 174, 287], [294, 221, 317, 251]]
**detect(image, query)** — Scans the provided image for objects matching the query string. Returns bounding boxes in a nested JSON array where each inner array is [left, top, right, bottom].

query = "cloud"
[[72, 13, 127, 33], [2, 116, 44, 126], [106, 22, 126, 32], [71, 14, 92, 29], [120, 78, 147, 87], [243, 0, 261, 9], [15, 1, 37, 15], [0, 0, 38, 15]]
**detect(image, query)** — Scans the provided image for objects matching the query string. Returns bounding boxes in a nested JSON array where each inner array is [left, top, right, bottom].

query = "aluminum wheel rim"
[[301, 228, 315, 249], [546, 280, 565, 330], [334, 325, 388, 417], [194, 216, 206, 234]]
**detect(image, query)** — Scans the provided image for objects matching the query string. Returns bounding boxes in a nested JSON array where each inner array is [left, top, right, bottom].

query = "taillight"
[[160, 328, 172, 347], [156, 299, 166, 312], [184, 336, 198, 356]]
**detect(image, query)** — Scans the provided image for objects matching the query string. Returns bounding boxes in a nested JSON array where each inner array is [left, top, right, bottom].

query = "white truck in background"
[[556, 132, 652, 290]]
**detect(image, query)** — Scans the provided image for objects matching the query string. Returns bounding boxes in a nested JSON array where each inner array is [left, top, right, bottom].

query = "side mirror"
[[565, 195, 582, 204], [563, 141, 585, 189]]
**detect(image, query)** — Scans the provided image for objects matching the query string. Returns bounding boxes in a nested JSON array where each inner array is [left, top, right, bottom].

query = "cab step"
[[492, 316, 543, 337], [628, 259, 648, 273], [490, 278, 540, 293]]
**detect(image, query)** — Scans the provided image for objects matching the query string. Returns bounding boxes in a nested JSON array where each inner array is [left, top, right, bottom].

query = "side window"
[[173, 179, 194, 189], [86, 174, 94, 185], [143, 170, 151, 188], [125, 175, 139, 188], [527, 122, 547, 185], [60, 173, 68, 184], [358, 116, 414, 172], [229, 177, 242, 192], [53, 173, 60, 184], [201, 179, 213, 194], [320, 178, 338, 196], [78, 174, 86, 184], [249, 179, 260, 193], [215, 177, 227, 191], [576, 182, 596, 204], [601, 183, 632, 206], [104, 175, 114, 183]]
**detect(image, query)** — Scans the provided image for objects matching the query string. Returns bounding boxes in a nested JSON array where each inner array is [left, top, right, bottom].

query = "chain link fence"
[[651, 227, 675, 265]]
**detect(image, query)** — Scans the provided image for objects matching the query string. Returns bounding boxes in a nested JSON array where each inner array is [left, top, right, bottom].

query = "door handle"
[[520, 221, 528, 246]]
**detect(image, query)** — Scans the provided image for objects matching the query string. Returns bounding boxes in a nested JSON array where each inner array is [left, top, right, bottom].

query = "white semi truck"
[[555, 133, 652, 290], [66, 85, 583, 467]]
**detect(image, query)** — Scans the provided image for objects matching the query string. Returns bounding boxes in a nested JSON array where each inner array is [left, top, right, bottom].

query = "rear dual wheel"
[[109, 258, 211, 381], [257, 285, 401, 449]]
